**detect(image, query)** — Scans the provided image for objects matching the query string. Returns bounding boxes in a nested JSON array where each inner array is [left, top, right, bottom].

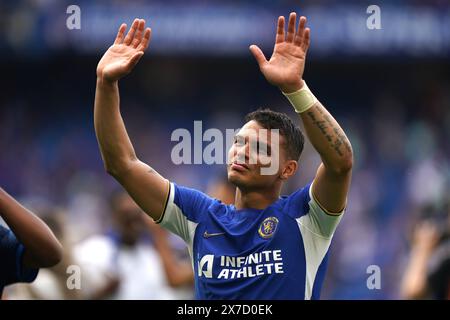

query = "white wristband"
[[282, 82, 318, 114]]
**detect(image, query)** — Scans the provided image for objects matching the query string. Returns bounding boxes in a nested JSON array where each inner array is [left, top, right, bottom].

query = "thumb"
[[128, 51, 144, 69], [249, 45, 267, 68]]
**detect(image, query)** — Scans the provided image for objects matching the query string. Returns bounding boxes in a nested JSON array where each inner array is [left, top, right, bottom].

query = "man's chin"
[[227, 172, 246, 188]]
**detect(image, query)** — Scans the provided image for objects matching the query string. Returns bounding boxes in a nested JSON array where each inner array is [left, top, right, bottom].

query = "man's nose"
[[235, 144, 249, 163]]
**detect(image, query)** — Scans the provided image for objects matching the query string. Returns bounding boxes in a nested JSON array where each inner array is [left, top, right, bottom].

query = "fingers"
[[280, 12, 309, 48], [137, 28, 152, 51], [286, 12, 296, 42], [114, 23, 127, 44], [294, 16, 307, 46], [301, 28, 311, 52], [124, 19, 139, 45], [249, 45, 268, 68], [275, 16, 285, 44], [119, 18, 151, 51], [132, 19, 145, 48]]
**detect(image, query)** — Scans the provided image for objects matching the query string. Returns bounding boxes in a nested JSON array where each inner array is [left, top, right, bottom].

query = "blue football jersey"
[[0, 225, 39, 296], [158, 181, 344, 300]]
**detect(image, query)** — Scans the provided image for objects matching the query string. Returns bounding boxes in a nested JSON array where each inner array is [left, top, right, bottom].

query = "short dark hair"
[[244, 108, 304, 161]]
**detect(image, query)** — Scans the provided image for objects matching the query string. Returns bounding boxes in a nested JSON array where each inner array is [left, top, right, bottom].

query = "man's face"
[[227, 120, 288, 190]]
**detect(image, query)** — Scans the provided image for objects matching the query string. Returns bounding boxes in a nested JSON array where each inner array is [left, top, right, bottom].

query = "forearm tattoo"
[[306, 106, 352, 157]]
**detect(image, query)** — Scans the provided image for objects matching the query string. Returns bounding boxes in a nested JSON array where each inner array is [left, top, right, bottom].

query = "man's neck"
[[234, 187, 281, 210]]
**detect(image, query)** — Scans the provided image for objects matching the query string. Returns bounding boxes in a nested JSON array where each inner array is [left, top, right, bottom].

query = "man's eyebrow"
[[234, 133, 271, 147]]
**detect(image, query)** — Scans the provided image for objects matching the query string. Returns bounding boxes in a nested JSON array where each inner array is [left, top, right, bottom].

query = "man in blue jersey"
[[94, 12, 353, 299], [0, 188, 63, 298]]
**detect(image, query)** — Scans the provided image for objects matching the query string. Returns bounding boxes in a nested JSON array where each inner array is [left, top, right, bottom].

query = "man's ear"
[[280, 160, 298, 180]]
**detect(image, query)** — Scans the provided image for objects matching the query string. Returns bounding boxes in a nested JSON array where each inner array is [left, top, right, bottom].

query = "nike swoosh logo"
[[203, 231, 225, 238]]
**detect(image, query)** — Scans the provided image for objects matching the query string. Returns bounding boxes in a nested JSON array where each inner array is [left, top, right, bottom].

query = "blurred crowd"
[[0, 55, 448, 299], [2, 0, 450, 58], [4, 191, 194, 300]]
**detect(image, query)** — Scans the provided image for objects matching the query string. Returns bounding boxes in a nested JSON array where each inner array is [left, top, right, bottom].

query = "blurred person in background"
[[6, 209, 84, 299], [401, 200, 450, 300], [73, 190, 193, 300], [206, 174, 236, 205], [0, 188, 63, 299]]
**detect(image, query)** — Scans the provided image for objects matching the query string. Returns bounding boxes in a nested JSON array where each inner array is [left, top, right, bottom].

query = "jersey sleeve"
[[156, 182, 215, 243], [0, 225, 39, 287], [285, 181, 345, 299], [285, 180, 344, 238]]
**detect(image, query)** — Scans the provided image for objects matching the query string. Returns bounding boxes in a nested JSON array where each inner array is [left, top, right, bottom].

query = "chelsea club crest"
[[258, 217, 279, 239]]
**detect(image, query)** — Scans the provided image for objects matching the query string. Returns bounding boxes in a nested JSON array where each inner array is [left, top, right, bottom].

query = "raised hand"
[[250, 12, 310, 93], [96, 19, 151, 83]]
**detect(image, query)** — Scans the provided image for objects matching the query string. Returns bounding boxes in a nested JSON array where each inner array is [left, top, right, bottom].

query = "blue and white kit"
[[158, 181, 344, 300]]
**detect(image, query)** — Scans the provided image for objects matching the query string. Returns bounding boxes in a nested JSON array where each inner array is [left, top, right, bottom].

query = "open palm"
[[250, 13, 310, 93], [97, 19, 151, 82]]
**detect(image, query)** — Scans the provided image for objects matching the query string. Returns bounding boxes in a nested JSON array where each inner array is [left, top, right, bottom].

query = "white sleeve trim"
[[159, 182, 198, 245], [297, 216, 332, 300], [307, 180, 344, 239], [296, 182, 345, 300]]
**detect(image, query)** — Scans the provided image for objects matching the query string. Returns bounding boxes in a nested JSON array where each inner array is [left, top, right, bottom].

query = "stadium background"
[[0, 0, 449, 299]]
